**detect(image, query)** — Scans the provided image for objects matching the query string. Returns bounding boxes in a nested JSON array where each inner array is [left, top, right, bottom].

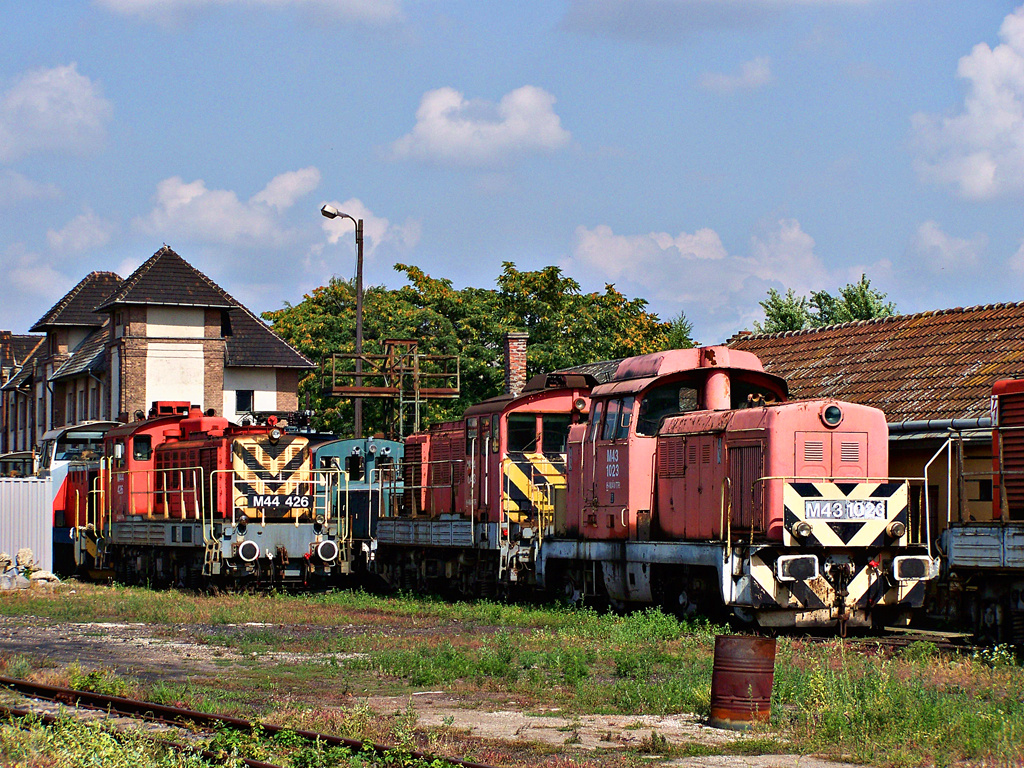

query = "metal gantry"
[[320, 339, 460, 438]]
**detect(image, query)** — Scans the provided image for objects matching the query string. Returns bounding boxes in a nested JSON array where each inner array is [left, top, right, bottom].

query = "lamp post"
[[320, 203, 364, 438]]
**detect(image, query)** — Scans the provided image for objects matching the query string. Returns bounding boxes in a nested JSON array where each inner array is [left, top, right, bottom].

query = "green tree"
[[753, 288, 812, 333], [264, 263, 672, 435], [663, 311, 697, 350], [754, 275, 895, 334]]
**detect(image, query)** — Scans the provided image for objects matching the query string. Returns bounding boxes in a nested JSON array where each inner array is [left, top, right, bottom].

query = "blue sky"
[[2, 1, 1024, 345]]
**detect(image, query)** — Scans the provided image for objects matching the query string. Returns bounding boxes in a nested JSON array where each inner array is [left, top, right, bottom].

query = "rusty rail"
[[0, 675, 499, 768]]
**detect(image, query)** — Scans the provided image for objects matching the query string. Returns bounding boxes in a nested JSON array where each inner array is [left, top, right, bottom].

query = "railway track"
[[794, 627, 975, 653], [0, 675, 501, 768]]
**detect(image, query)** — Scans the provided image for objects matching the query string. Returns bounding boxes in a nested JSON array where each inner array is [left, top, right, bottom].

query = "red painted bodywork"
[[991, 378, 1024, 520], [566, 346, 888, 543], [402, 376, 591, 522]]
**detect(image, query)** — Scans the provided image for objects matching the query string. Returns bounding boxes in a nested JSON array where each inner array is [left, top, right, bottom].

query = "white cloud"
[[390, 86, 572, 167], [8, 250, 75, 301], [569, 217, 867, 342], [911, 5, 1024, 199], [0, 169, 60, 207], [46, 209, 117, 255], [910, 220, 986, 274], [698, 57, 773, 93], [135, 168, 319, 246], [573, 224, 727, 283], [0, 64, 112, 163], [1009, 239, 1024, 274], [319, 197, 421, 258], [748, 217, 832, 293], [251, 166, 321, 212], [95, 0, 402, 25]]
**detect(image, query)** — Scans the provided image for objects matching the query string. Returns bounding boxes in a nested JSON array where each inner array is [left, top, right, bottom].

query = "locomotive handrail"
[[403, 457, 465, 517], [721, 475, 732, 559]]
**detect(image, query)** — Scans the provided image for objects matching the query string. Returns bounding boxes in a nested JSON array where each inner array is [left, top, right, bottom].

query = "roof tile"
[[728, 302, 1024, 422]]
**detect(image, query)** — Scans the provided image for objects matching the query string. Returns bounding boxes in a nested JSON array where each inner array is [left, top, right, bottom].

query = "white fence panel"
[[0, 478, 54, 573]]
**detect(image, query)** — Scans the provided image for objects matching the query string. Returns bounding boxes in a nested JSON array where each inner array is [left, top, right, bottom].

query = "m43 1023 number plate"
[[804, 499, 886, 520], [247, 494, 312, 509]]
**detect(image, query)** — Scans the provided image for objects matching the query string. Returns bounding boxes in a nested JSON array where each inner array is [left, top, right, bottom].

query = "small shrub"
[[66, 663, 132, 697], [636, 730, 671, 755], [971, 644, 1020, 668], [899, 640, 940, 663]]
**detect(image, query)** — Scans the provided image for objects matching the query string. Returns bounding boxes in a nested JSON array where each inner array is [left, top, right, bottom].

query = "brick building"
[[1, 246, 314, 454]]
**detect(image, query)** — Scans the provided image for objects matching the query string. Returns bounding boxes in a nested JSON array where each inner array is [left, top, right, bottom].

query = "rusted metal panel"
[[0, 477, 54, 573]]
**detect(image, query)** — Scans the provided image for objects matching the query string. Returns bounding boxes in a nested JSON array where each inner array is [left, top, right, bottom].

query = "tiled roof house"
[[727, 303, 1024, 524], [726, 303, 1024, 425], [1, 247, 314, 453], [0, 331, 44, 453]]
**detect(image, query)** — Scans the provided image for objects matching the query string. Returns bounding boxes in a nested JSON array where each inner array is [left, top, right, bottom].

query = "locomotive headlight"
[[368, 442, 378, 454], [573, 397, 587, 411], [887, 520, 907, 539], [269, 427, 283, 442], [820, 404, 843, 428], [237, 540, 260, 563], [792, 521, 813, 538], [316, 539, 339, 563]]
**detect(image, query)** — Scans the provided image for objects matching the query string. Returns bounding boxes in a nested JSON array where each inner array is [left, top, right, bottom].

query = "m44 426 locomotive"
[[372, 345, 936, 630], [71, 403, 344, 588]]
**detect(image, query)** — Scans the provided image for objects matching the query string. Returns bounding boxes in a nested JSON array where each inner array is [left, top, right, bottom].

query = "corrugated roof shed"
[[727, 303, 1024, 423], [29, 272, 122, 331]]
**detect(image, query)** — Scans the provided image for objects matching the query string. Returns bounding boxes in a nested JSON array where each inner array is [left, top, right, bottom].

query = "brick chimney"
[[504, 331, 529, 397]]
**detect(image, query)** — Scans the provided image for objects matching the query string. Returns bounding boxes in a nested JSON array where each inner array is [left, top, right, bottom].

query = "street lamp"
[[320, 203, 364, 438]]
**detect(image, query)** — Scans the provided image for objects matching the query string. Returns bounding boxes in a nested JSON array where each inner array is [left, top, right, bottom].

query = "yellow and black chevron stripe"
[[783, 481, 908, 548], [501, 451, 567, 524], [746, 548, 926, 614], [233, 435, 311, 516]]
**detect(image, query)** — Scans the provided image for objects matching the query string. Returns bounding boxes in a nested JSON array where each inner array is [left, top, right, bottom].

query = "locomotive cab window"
[[133, 435, 152, 461], [587, 401, 605, 441], [601, 399, 621, 440], [731, 380, 780, 409], [542, 414, 572, 453], [491, 417, 499, 453], [507, 413, 538, 452], [637, 382, 699, 436], [600, 398, 632, 441]]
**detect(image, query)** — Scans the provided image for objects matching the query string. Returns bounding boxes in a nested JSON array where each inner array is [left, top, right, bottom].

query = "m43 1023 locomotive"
[[71, 402, 344, 587], [372, 345, 936, 630]]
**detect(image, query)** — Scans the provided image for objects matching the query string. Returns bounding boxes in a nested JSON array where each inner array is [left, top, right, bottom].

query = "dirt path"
[[0, 615, 864, 767]]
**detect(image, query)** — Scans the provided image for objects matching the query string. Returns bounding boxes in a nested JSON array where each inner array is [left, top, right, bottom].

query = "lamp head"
[[320, 203, 341, 219]]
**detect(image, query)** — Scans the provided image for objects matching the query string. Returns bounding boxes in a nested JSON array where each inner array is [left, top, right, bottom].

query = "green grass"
[[5, 584, 1024, 767]]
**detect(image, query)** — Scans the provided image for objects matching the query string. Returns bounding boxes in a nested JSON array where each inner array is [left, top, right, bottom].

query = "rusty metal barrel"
[[708, 634, 776, 730]]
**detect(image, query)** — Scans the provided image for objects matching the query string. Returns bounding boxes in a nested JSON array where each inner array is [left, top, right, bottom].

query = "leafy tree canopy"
[[264, 263, 693, 435], [753, 275, 896, 334]]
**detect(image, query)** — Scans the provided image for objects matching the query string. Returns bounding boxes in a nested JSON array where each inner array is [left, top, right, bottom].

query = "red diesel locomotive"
[[373, 345, 935, 630], [72, 402, 343, 587]]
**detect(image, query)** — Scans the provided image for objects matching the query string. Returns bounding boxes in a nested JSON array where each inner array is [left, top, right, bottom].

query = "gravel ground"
[[0, 613, 867, 767]]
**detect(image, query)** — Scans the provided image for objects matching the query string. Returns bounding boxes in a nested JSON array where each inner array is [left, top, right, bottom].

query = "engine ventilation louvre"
[[840, 442, 860, 463], [804, 441, 824, 463]]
